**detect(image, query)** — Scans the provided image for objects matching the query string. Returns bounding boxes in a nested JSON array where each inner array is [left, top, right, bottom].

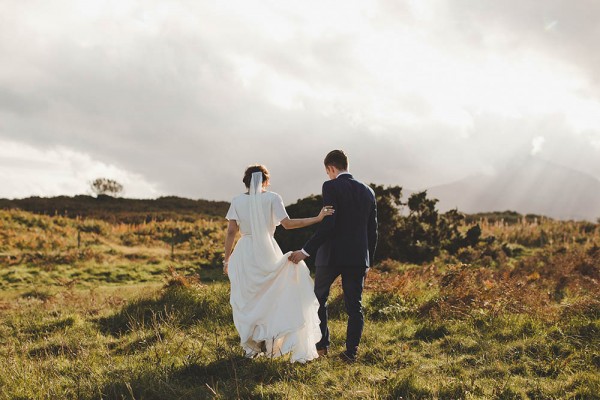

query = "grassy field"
[[1, 209, 599, 399]]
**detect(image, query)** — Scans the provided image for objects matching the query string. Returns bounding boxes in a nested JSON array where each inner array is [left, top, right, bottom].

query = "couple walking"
[[223, 150, 378, 363]]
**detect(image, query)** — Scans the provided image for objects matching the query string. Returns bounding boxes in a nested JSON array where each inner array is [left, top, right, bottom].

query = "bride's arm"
[[280, 206, 334, 230], [223, 220, 239, 274]]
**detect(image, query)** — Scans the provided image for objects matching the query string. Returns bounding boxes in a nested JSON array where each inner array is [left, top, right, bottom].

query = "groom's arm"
[[302, 181, 337, 257], [289, 181, 337, 263]]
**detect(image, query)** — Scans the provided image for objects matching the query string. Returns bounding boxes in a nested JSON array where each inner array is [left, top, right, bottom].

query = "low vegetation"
[[0, 193, 599, 399]]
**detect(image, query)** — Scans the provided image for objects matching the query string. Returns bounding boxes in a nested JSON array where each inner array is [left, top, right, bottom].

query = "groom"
[[289, 149, 378, 363]]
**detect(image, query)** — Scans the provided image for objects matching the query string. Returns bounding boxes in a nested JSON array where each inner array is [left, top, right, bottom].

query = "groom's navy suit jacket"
[[304, 173, 378, 268]]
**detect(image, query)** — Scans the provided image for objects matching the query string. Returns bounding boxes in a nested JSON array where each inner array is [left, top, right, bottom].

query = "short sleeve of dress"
[[225, 199, 238, 223], [272, 193, 289, 226]]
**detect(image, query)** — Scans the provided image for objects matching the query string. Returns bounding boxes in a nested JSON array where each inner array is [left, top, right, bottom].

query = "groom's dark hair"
[[324, 150, 348, 170]]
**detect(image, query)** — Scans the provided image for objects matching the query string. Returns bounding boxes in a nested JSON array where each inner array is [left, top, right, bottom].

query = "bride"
[[223, 165, 333, 363]]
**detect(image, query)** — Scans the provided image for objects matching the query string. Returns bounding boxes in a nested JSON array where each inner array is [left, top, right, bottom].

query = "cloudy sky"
[[1, 0, 599, 203]]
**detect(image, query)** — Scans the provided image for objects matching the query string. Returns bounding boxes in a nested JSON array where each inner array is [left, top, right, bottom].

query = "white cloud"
[[531, 136, 546, 156], [0, 0, 599, 200], [0, 139, 163, 199]]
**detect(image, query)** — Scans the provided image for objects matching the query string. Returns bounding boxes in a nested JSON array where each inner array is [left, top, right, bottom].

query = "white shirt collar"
[[336, 171, 351, 178]]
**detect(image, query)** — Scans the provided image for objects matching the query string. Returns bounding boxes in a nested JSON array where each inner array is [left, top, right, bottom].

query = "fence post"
[[171, 229, 175, 259]]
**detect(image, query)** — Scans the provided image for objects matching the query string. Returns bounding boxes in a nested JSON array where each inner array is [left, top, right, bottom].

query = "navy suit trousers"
[[314, 265, 366, 356]]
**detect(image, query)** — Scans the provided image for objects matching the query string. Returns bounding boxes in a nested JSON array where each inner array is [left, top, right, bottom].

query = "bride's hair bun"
[[243, 164, 270, 188]]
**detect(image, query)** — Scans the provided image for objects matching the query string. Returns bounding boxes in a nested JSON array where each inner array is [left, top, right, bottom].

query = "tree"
[[275, 185, 481, 266], [90, 178, 124, 197], [392, 191, 481, 263], [369, 184, 404, 261], [274, 185, 405, 268], [394, 190, 442, 263]]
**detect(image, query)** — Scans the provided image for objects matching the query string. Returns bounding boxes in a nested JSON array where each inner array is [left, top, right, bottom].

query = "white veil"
[[249, 171, 278, 267]]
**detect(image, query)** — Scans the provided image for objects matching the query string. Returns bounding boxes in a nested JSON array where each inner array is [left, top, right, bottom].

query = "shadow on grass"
[[97, 353, 303, 400], [111, 333, 162, 355], [23, 316, 75, 337], [28, 342, 83, 359], [413, 322, 449, 342], [96, 285, 231, 337]]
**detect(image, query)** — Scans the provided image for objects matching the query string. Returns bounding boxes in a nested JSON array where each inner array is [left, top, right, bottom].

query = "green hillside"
[[0, 195, 599, 398]]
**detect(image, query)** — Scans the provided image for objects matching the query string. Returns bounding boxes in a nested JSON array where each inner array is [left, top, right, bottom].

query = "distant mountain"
[[425, 156, 600, 221]]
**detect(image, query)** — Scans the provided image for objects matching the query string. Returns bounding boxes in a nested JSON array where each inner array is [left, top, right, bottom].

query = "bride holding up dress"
[[223, 165, 333, 363]]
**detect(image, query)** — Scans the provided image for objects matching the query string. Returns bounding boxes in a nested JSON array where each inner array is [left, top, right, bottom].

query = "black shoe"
[[338, 351, 356, 364]]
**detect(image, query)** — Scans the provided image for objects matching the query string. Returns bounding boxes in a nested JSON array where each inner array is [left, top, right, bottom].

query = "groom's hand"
[[288, 250, 307, 264]]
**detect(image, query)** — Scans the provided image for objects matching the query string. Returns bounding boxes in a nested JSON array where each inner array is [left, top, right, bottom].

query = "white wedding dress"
[[225, 172, 321, 363]]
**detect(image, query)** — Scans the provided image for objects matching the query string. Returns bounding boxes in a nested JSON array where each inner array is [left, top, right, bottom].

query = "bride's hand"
[[318, 206, 335, 221]]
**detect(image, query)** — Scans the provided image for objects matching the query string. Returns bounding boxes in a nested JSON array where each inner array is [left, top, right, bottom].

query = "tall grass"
[[0, 210, 598, 398]]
